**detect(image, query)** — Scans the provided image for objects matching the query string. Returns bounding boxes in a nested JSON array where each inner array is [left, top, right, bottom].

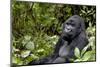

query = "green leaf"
[[74, 47, 80, 58], [21, 50, 30, 58], [25, 41, 35, 50], [81, 45, 88, 56], [31, 54, 39, 59], [74, 59, 82, 62], [12, 56, 23, 65], [82, 51, 93, 61], [24, 35, 31, 41], [37, 49, 44, 53], [81, 10, 86, 14]]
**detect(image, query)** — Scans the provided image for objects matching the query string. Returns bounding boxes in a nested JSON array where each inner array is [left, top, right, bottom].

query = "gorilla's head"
[[62, 15, 85, 40]]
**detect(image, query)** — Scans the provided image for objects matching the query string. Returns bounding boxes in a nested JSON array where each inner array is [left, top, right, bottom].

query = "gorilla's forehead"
[[65, 15, 81, 24]]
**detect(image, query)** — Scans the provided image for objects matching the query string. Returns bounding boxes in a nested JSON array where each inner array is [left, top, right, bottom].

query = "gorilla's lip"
[[64, 28, 71, 32]]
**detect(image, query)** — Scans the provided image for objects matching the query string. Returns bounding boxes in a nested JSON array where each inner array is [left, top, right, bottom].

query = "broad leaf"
[[21, 50, 30, 58], [81, 45, 88, 56], [25, 41, 34, 50], [82, 51, 93, 61], [74, 47, 80, 58]]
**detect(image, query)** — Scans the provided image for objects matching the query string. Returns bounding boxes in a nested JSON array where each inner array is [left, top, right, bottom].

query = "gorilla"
[[28, 15, 88, 65]]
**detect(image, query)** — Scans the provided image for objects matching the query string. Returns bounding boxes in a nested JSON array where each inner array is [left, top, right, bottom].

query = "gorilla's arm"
[[28, 56, 51, 65], [28, 38, 64, 65], [76, 32, 88, 51]]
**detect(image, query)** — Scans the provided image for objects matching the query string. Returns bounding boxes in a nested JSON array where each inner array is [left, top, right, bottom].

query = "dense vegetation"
[[12, 1, 96, 65]]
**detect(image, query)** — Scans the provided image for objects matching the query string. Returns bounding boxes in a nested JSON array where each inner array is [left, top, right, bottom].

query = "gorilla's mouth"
[[62, 32, 73, 39], [64, 28, 71, 33], [61, 34, 73, 41]]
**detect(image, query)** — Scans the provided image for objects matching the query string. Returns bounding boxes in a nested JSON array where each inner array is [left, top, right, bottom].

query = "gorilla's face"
[[62, 15, 83, 39]]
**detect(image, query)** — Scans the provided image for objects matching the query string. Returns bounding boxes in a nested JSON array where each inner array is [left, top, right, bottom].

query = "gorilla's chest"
[[59, 41, 70, 58]]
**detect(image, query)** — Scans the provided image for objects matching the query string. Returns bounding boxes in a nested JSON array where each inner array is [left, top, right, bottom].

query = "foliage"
[[12, 1, 96, 65], [12, 34, 58, 65]]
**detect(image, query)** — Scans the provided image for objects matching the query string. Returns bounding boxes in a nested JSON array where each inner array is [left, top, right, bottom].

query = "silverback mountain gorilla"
[[28, 15, 88, 65]]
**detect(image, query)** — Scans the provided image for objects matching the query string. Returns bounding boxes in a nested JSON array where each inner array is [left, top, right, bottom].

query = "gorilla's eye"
[[66, 22, 75, 26], [66, 23, 70, 25], [70, 20, 73, 22]]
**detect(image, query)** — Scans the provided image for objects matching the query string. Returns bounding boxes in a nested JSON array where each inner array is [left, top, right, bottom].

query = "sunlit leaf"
[[81, 45, 89, 56], [82, 51, 93, 61], [21, 50, 30, 58], [12, 56, 23, 65], [25, 41, 35, 50], [24, 35, 31, 41], [74, 59, 82, 62], [74, 47, 80, 58], [37, 49, 44, 53], [31, 54, 39, 59]]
